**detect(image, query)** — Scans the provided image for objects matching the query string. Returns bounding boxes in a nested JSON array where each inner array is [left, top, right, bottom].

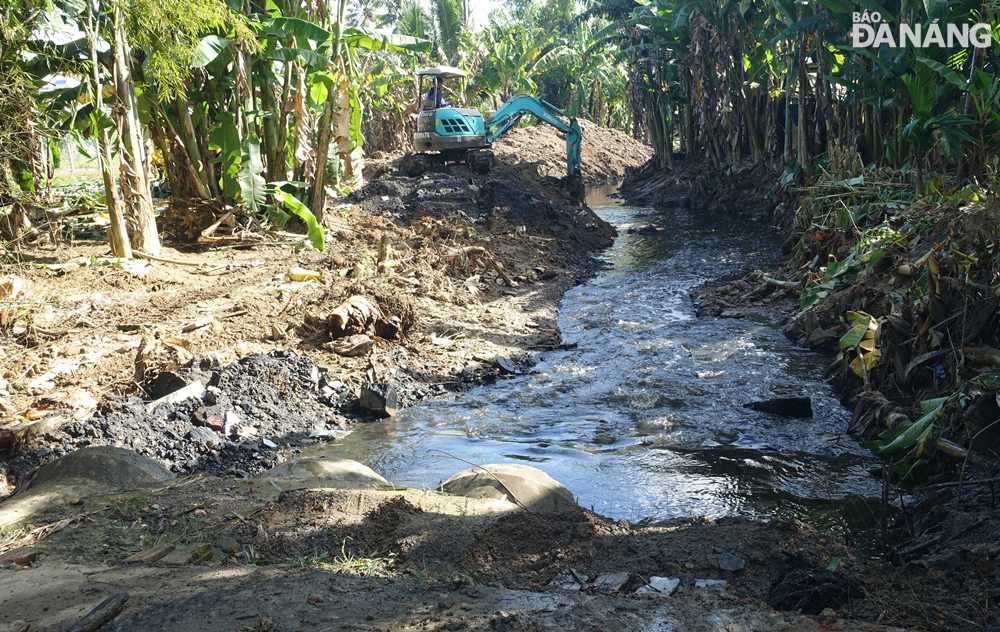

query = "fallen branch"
[[964, 346, 1000, 366], [67, 593, 129, 632], [916, 477, 1000, 491], [763, 276, 803, 290], [442, 246, 516, 287], [200, 210, 234, 239], [133, 250, 207, 268]]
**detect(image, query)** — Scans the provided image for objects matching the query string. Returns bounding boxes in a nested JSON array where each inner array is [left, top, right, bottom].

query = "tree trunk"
[[112, 2, 160, 256], [86, 5, 131, 259]]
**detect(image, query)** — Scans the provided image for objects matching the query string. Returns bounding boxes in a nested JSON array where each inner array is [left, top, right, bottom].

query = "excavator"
[[407, 66, 583, 201]]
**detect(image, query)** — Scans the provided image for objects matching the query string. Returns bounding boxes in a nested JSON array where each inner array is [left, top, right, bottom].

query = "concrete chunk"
[[635, 577, 679, 596]]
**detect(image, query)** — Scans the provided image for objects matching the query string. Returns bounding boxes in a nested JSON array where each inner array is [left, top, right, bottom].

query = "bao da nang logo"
[[851, 11, 992, 48]]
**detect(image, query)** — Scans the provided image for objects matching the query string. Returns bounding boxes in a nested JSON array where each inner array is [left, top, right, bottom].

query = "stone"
[[635, 577, 679, 596], [743, 397, 813, 418], [0, 547, 41, 566], [439, 464, 576, 512], [818, 608, 838, 625], [717, 552, 745, 572], [695, 579, 727, 588], [186, 426, 218, 446], [31, 446, 173, 490], [257, 456, 388, 493], [213, 537, 240, 556], [158, 543, 212, 566], [549, 570, 586, 591], [359, 382, 398, 417], [492, 357, 517, 375]]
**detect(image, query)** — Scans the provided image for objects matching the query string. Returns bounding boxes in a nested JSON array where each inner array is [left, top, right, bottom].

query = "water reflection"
[[314, 187, 882, 526]]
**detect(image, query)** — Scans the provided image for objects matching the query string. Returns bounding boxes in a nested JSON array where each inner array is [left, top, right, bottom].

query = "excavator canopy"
[[416, 66, 468, 79]]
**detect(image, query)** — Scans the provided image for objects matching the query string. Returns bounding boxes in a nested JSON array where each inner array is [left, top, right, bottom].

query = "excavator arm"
[[485, 95, 582, 178]]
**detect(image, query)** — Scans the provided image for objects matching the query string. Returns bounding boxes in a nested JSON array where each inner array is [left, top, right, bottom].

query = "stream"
[[319, 186, 883, 532]]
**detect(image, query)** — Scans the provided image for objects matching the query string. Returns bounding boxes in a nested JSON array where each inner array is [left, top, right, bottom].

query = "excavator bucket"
[[564, 172, 585, 205]]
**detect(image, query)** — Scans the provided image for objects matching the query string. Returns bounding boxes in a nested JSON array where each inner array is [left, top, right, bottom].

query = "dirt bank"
[[493, 119, 653, 184], [1, 474, 906, 632], [619, 157, 779, 220]]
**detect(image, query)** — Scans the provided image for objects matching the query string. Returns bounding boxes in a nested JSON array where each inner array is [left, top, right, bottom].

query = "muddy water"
[[320, 187, 882, 528]]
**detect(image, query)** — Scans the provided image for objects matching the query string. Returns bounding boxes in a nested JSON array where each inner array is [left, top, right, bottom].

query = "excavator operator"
[[427, 77, 452, 109]]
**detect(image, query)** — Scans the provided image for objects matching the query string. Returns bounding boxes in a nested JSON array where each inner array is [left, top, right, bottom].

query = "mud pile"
[[350, 160, 617, 268], [492, 119, 653, 184]]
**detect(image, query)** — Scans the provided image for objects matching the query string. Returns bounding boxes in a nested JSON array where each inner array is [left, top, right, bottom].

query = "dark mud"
[[620, 157, 780, 221], [350, 160, 617, 270]]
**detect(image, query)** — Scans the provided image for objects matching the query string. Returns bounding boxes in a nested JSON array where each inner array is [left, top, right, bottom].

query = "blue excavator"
[[408, 66, 583, 200]]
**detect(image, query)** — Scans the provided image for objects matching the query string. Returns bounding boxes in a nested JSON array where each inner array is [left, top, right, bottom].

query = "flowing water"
[[318, 186, 883, 530]]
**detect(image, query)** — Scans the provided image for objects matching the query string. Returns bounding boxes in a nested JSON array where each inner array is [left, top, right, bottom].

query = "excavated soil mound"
[[3, 351, 348, 484], [349, 161, 617, 269], [492, 119, 652, 184]]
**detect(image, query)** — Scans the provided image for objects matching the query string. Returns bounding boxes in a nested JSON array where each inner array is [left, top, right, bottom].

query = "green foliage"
[[269, 182, 325, 249], [238, 132, 266, 212]]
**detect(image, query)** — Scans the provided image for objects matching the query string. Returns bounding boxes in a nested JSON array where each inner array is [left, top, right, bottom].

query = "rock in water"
[[743, 397, 813, 418], [359, 383, 398, 417]]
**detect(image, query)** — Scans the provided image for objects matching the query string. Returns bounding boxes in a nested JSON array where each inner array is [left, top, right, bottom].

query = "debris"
[[186, 426, 218, 446], [0, 547, 41, 566], [492, 357, 517, 375], [289, 267, 321, 282], [262, 438, 278, 449], [359, 382, 398, 417], [124, 544, 175, 565], [146, 380, 206, 413], [181, 317, 214, 332], [548, 570, 586, 591], [694, 579, 727, 588], [591, 572, 630, 593], [743, 397, 813, 418], [27, 363, 78, 389], [635, 576, 680, 596], [192, 409, 225, 433], [0, 275, 24, 300], [327, 333, 375, 357], [717, 552, 745, 572], [964, 346, 1000, 366], [66, 593, 129, 632], [224, 410, 242, 437], [158, 543, 212, 566], [328, 296, 382, 337]]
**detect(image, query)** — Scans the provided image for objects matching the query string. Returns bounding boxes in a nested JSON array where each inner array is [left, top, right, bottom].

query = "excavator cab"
[[412, 66, 492, 174]]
